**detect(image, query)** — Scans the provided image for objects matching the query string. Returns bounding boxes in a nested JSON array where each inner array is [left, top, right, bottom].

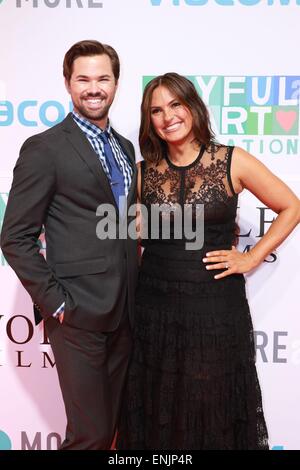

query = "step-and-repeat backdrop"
[[0, 0, 299, 451]]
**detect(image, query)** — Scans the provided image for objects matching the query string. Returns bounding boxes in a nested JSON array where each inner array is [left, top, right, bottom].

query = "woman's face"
[[150, 85, 194, 145]]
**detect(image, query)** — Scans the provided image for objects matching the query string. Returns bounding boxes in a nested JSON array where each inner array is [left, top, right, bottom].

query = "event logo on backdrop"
[[0, 313, 292, 366], [143, 75, 300, 155], [2, 76, 299, 157], [0, 426, 284, 450], [149, 0, 300, 5], [0, 315, 53, 368], [0, 429, 61, 450], [0, 101, 73, 127], [1, 0, 300, 8], [10, 0, 103, 8], [2, 0, 300, 7]]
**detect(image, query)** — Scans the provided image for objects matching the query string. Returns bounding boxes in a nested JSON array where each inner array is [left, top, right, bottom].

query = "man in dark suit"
[[0, 40, 138, 449]]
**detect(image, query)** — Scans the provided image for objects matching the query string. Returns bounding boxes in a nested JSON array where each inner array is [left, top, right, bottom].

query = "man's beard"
[[76, 93, 110, 125], [77, 103, 110, 123]]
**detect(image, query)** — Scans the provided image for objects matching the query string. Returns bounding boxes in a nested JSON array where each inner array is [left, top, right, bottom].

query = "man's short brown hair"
[[63, 40, 120, 83]]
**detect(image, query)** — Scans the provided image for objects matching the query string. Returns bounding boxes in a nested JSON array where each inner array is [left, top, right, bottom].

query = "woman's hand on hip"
[[202, 246, 258, 279]]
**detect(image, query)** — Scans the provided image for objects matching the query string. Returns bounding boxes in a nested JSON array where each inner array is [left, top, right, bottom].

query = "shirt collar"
[[72, 111, 112, 138]]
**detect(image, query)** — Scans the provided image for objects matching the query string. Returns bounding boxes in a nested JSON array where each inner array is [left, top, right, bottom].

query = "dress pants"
[[45, 307, 132, 450]]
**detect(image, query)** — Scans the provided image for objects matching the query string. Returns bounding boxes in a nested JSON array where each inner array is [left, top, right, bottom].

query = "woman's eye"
[[151, 109, 161, 115], [172, 102, 181, 108]]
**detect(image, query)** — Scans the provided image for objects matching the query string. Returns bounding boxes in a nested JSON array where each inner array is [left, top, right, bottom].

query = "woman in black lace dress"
[[117, 73, 300, 450]]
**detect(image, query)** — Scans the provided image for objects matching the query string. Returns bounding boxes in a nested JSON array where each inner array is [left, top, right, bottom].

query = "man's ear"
[[65, 78, 71, 94]]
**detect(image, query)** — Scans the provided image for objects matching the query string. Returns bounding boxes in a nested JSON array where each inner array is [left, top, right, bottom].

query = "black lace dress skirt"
[[117, 244, 269, 450]]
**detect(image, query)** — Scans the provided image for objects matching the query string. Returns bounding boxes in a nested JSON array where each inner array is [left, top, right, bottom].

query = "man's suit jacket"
[[1, 113, 138, 331]]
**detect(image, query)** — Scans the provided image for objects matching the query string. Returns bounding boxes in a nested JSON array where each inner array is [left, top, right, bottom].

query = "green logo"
[[143, 75, 300, 136]]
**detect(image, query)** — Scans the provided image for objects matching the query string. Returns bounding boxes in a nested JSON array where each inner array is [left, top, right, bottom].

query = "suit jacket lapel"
[[62, 113, 137, 214], [62, 114, 116, 207]]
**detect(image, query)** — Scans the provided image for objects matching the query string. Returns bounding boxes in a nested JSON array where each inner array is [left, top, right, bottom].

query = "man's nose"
[[87, 81, 101, 94]]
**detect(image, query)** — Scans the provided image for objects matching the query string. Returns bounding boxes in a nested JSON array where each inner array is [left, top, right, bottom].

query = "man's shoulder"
[[21, 114, 72, 150]]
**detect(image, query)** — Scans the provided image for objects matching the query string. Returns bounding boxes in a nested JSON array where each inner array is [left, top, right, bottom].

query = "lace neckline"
[[165, 144, 206, 171]]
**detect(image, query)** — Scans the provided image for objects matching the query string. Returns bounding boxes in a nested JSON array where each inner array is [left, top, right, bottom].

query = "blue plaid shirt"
[[72, 111, 133, 197]]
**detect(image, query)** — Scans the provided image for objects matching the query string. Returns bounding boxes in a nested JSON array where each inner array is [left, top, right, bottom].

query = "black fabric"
[[117, 144, 269, 450]]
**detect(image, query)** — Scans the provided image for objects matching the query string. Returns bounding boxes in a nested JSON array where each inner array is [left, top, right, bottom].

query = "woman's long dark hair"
[[139, 73, 215, 163]]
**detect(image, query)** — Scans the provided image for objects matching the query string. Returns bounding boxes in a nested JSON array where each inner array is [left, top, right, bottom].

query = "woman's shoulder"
[[205, 141, 235, 159]]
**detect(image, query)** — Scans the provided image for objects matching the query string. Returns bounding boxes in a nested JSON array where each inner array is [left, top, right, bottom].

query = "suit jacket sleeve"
[[0, 135, 66, 319]]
